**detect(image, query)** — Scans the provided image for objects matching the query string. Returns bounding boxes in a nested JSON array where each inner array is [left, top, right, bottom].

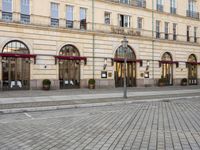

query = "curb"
[[1, 96, 199, 114]]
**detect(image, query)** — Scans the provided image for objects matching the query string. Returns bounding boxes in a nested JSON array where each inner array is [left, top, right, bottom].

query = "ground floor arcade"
[[0, 39, 199, 91]]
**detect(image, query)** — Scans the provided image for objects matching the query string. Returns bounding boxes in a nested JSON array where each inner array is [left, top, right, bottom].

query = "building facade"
[[0, 0, 199, 90]]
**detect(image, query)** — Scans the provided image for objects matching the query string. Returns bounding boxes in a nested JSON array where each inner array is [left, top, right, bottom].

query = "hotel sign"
[[111, 27, 141, 36]]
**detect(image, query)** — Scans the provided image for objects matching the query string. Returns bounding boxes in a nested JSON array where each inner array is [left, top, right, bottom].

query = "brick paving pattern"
[[0, 98, 200, 150]]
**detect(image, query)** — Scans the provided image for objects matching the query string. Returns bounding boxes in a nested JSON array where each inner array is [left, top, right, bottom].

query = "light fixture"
[[121, 36, 128, 48]]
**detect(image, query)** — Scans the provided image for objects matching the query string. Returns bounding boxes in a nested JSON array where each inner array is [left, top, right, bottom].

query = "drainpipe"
[[92, 0, 95, 79], [152, 0, 155, 85]]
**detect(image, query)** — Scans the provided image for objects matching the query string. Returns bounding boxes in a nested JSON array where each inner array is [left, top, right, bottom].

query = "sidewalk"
[[0, 86, 200, 113]]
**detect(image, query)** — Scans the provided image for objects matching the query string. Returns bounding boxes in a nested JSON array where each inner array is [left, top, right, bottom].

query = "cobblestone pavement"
[[0, 98, 200, 150]]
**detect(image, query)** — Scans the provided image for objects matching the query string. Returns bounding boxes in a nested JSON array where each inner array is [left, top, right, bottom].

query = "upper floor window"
[[20, 0, 30, 24], [156, 20, 161, 38], [66, 5, 73, 28], [2, 0, 12, 21], [187, 0, 199, 19], [119, 14, 130, 28], [136, 0, 146, 8], [187, 26, 190, 42], [119, 0, 130, 4], [173, 23, 177, 40], [80, 7, 87, 30], [104, 12, 111, 25], [51, 2, 59, 27], [164, 22, 169, 40], [194, 27, 197, 43], [170, 0, 176, 14], [137, 17, 143, 29], [156, 0, 163, 12]]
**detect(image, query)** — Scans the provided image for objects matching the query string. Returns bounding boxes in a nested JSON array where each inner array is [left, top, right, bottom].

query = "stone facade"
[[0, 0, 200, 90]]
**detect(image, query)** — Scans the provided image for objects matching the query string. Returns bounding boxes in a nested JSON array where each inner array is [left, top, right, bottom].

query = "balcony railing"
[[21, 14, 30, 24], [66, 20, 73, 28], [136, 0, 146, 8], [2, 12, 12, 22], [157, 4, 163, 12], [170, 7, 176, 14], [186, 10, 199, 19], [173, 34, 177, 40], [51, 18, 59, 27], [107, 0, 146, 8]]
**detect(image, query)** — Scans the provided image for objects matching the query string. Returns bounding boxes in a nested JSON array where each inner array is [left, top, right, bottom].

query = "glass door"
[[115, 62, 136, 87], [2, 57, 30, 90], [162, 63, 173, 85], [59, 60, 80, 89], [188, 64, 197, 85]]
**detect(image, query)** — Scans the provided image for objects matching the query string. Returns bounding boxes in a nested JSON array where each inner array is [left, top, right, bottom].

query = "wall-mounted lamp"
[[103, 58, 107, 70], [146, 60, 150, 71]]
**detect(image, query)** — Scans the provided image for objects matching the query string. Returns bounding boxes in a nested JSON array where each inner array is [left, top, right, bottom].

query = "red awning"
[[186, 62, 199, 65], [54, 56, 87, 65], [55, 56, 86, 60], [0, 53, 37, 58], [159, 60, 178, 64], [112, 58, 142, 63]]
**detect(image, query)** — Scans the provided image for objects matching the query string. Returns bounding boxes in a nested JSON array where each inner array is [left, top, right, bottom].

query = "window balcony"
[[135, 0, 146, 8], [107, 0, 146, 8], [186, 10, 199, 19], [157, 4, 163, 12], [2, 12, 12, 22], [21, 14, 30, 24], [66, 20, 73, 28], [156, 32, 160, 38], [173, 34, 177, 41], [170, 7, 176, 14], [165, 33, 169, 40], [80, 19, 87, 30], [51, 18, 59, 27]]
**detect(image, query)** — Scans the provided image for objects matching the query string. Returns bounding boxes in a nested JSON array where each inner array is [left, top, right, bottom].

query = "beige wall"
[[0, 0, 200, 88]]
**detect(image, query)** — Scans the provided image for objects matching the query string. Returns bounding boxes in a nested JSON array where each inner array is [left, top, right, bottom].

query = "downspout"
[[152, 0, 155, 85], [92, 0, 95, 79]]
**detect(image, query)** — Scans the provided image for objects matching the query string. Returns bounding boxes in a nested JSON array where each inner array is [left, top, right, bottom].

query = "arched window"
[[2, 40, 30, 90], [2, 40, 29, 54], [188, 54, 197, 62], [161, 52, 173, 85], [162, 52, 172, 61], [59, 45, 79, 56], [114, 45, 136, 87], [188, 54, 198, 85], [59, 45, 80, 89], [115, 46, 136, 60]]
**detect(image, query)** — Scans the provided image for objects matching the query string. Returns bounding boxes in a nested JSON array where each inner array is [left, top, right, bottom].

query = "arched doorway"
[[1, 41, 30, 90], [188, 54, 198, 85], [161, 52, 173, 85], [59, 45, 80, 89], [114, 46, 136, 87]]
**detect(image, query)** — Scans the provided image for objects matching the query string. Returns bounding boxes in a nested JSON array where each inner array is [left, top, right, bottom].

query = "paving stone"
[[1, 99, 200, 149]]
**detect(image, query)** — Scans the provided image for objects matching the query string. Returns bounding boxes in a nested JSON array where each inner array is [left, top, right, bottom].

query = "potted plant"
[[158, 77, 167, 86], [43, 79, 51, 90], [181, 78, 187, 86], [88, 79, 95, 89]]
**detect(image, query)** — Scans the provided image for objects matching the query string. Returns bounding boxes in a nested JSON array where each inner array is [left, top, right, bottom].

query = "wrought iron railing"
[[186, 10, 199, 19], [170, 7, 176, 14], [157, 4, 163, 12], [21, 14, 30, 24], [2, 12, 12, 21], [107, 0, 146, 8]]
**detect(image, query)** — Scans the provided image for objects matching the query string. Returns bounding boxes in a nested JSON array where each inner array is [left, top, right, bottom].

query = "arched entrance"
[[1, 41, 30, 90], [187, 54, 198, 85], [59, 45, 80, 89], [114, 46, 136, 87], [161, 52, 173, 85]]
